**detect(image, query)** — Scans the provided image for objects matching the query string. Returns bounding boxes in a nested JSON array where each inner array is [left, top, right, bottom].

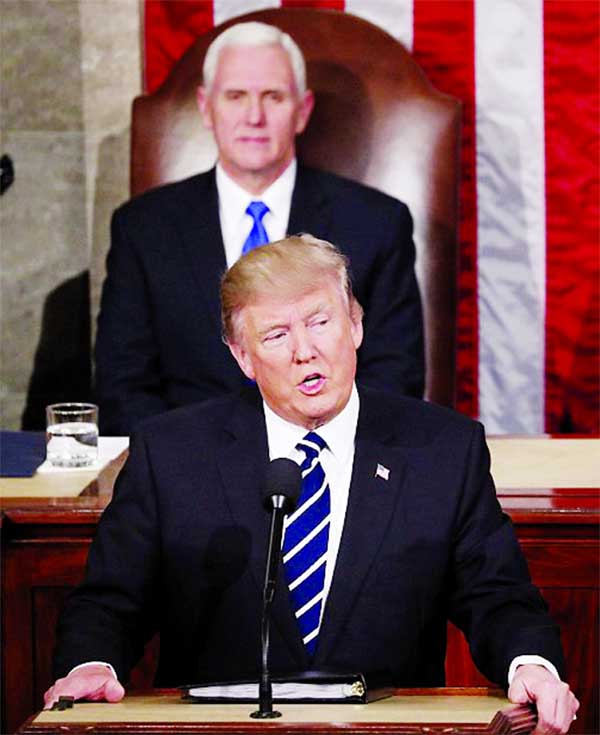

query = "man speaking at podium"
[[46, 236, 578, 733]]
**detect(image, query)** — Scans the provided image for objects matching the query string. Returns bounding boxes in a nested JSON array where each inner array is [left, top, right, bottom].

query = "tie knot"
[[296, 431, 327, 464], [246, 200, 269, 223]]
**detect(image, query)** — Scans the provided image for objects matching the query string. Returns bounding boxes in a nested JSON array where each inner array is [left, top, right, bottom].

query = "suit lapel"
[[217, 392, 308, 668], [216, 393, 268, 594], [314, 392, 409, 665], [287, 165, 332, 239], [179, 169, 226, 332]]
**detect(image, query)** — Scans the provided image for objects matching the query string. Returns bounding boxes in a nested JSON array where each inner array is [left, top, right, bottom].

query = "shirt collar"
[[216, 159, 297, 226], [263, 383, 360, 466]]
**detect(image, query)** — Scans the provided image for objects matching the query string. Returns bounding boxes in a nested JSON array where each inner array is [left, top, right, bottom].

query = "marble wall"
[[0, 0, 141, 429]]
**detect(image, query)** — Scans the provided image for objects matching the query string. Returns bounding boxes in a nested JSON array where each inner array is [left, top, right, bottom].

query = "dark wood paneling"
[[444, 520, 599, 735], [542, 588, 599, 732], [32, 587, 73, 711], [2, 539, 90, 734]]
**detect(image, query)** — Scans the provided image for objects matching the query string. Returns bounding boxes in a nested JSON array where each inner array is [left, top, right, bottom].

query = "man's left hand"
[[508, 664, 579, 734]]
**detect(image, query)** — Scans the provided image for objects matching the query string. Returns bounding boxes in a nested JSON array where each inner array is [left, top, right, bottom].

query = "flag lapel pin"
[[375, 463, 390, 481]]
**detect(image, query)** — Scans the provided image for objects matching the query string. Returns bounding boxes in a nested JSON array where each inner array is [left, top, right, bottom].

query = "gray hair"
[[203, 21, 307, 95]]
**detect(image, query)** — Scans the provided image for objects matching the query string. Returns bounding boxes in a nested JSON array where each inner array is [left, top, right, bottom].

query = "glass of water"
[[45, 403, 99, 468]]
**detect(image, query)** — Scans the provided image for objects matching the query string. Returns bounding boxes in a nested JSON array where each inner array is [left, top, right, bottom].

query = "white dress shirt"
[[216, 159, 296, 267], [264, 384, 360, 616]]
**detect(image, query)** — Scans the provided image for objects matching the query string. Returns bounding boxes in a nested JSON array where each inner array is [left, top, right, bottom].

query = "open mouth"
[[298, 373, 325, 395]]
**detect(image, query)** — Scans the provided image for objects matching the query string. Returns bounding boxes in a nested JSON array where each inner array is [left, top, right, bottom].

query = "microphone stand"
[[251, 496, 287, 719]]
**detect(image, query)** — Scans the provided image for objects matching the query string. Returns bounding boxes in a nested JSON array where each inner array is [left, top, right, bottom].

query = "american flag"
[[142, 0, 599, 435]]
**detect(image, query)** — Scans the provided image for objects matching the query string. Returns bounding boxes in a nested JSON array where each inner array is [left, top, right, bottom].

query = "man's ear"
[[227, 340, 256, 381], [197, 86, 213, 129], [295, 89, 315, 135], [350, 299, 364, 351]]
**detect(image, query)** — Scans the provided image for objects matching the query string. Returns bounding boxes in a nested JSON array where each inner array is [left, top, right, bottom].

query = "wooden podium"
[[2, 437, 598, 734], [17, 689, 535, 735]]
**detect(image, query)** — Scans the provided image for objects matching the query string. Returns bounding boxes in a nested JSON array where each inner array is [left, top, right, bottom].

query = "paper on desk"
[[37, 437, 129, 474]]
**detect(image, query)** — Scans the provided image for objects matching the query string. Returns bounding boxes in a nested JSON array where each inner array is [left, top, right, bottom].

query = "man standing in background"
[[95, 21, 424, 435]]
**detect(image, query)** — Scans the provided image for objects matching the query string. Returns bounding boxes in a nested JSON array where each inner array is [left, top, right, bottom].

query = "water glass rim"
[[46, 402, 98, 413]]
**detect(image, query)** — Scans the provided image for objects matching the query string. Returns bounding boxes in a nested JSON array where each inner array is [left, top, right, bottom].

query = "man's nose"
[[246, 95, 265, 125], [292, 328, 316, 363]]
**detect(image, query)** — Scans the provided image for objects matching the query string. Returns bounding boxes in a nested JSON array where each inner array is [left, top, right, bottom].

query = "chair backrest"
[[131, 8, 460, 407]]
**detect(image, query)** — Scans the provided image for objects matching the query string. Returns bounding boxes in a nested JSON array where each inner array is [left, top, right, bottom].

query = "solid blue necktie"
[[282, 432, 331, 656], [241, 201, 270, 255]]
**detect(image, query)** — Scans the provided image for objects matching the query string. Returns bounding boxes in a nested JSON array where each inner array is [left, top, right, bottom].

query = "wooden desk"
[[2, 438, 598, 734], [17, 689, 529, 734]]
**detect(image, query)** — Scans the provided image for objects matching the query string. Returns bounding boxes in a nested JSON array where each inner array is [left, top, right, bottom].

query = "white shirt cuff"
[[68, 661, 118, 680], [507, 655, 561, 685]]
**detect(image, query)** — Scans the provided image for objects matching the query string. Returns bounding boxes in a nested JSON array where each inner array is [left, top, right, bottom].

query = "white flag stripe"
[[295, 591, 324, 619], [288, 555, 326, 591], [213, 0, 279, 26], [283, 475, 327, 527], [345, 0, 414, 50], [283, 515, 330, 564], [475, 0, 546, 433]]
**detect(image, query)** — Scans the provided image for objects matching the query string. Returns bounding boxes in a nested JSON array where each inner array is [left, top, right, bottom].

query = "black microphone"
[[251, 458, 302, 719]]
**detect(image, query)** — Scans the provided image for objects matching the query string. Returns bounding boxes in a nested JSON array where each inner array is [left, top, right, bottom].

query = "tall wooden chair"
[[131, 8, 460, 406]]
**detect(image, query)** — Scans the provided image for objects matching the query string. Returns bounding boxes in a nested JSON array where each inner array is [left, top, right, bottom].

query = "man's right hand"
[[44, 664, 125, 708]]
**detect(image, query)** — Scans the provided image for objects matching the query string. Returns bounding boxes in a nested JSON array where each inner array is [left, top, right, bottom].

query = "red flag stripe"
[[144, 0, 214, 94], [413, 0, 478, 419], [543, 1, 600, 434]]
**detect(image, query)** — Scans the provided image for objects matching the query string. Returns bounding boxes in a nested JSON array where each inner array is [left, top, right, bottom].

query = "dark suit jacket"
[[54, 387, 564, 688], [95, 166, 424, 435]]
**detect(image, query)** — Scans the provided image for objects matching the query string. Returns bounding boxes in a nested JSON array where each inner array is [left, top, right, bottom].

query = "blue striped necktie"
[[242, 201, 270, 255], [282, 431, 331, 656]]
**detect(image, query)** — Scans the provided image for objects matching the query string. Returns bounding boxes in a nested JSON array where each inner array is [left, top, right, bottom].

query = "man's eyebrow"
[[256, 322, 288, 338], [255, 303, 331, 337], [306, 303, 330, 319]]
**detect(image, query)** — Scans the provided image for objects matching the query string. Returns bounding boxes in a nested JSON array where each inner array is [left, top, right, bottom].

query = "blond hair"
[[203, 21, 307, 95], [221, 234, 361, 344]]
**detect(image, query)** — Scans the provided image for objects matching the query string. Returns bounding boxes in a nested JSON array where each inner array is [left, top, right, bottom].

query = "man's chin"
[[233, 151, 274, 170], [295, 399, 342, 430], [230, 153, 292, 182]]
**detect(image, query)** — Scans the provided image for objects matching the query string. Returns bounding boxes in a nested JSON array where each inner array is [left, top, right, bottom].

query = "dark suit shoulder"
[[133, 389, 261, 447], [358, 386, 481, 448], [297, 164, 410, 215], [114, 170, 215, 219]]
